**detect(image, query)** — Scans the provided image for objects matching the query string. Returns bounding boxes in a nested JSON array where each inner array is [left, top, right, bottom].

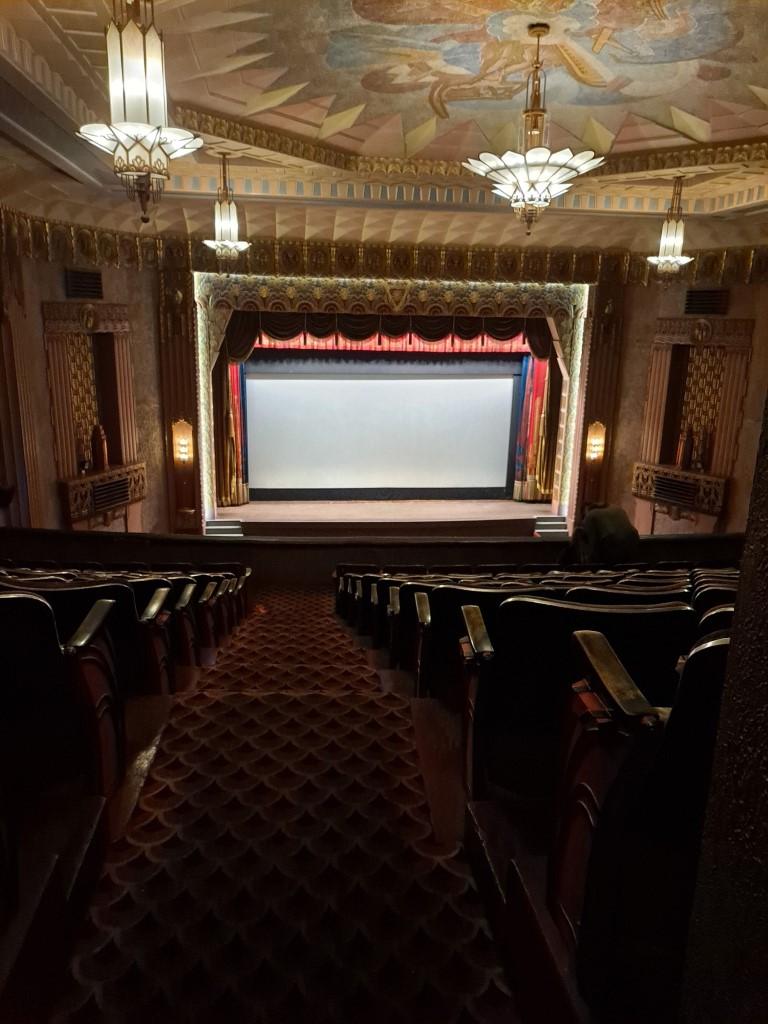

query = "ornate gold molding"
[[654, 317, 754, 350], [4, 205, 768, 288], [174, 106, 768, 182], [42, 301, 132, 335]]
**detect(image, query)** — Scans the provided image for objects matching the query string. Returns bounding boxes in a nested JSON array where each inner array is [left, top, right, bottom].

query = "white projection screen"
[[245, 374, 515, 493]]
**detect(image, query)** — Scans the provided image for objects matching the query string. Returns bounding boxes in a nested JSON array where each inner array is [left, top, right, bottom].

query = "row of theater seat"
[[335, 558, 738, 1023], [0, 557, 250, 1015]]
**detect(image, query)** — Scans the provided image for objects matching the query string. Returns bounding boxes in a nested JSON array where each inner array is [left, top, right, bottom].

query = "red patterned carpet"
[[55, 587, 517, 1023]]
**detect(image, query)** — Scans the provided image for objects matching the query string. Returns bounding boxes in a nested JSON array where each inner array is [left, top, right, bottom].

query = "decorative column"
[[570, 279, 625, 522], [112, 332, 140, 465], [158, 267, 202, 533], [639, 345, 672, 464], [682, 397, 768, 1023]]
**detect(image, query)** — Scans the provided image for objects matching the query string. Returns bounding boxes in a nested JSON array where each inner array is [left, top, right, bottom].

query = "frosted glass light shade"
[[647, 215, 693, 273], [204, 196, 250, 260], [78, 3, 202, 205], [463, 147, 605, 209]]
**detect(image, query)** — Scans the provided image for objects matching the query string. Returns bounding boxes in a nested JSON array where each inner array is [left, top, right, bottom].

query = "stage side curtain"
[[212, 354, 236, 507], [513, 352, 558, 502]]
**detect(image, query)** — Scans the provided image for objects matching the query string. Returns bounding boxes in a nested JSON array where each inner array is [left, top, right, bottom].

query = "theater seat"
[[0, 592, 123, 800], [461, 596, 695, 817]]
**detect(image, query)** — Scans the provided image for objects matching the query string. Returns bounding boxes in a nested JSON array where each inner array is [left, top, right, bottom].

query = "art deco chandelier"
[[77, 0, 202, 221], [647, 177, 693, 274], [204, 156, 251, 261], [463, 23, 604, 234]]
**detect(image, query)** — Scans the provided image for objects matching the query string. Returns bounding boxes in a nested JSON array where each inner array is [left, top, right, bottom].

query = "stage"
[[213, 499, 553, 539]]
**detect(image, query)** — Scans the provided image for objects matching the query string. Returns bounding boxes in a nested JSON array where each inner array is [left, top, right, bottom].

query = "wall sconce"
[[585, 420, 606, 463], [172, 419, 194, 467]]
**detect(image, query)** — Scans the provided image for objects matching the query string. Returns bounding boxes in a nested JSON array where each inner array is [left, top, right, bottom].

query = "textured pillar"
[[44, 333, 78, 479], [710, 349, 750, 477], [639, 345, 672, 464], [113, 331, 140, 465], [571, 281, 625, 520], [682, 397, 768, 1022], [158, 268, 202, 534]]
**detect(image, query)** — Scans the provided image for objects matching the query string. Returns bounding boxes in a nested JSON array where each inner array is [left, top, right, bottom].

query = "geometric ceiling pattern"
[[161, 0, 768, 159], [1, 0, 768, 249]]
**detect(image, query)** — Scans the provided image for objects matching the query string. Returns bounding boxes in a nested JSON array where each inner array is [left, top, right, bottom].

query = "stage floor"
[[216, 499, 552, 524]]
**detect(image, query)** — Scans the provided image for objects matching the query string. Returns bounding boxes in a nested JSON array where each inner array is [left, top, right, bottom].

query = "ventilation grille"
[[92, 476, 130, 513], [64, 268, 103, 300], [685, 289, 729, 316], [652, 475, 698, 509]]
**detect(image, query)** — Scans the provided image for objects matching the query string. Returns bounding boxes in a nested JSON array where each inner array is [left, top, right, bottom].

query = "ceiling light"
[[204, 156, 250, 261], [462, 23, 604, 235], [77, 0, 202, 222], [647, 177, 693, 274]]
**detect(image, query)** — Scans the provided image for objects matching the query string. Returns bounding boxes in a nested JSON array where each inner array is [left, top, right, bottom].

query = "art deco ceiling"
[[1, 0, 768, 248]]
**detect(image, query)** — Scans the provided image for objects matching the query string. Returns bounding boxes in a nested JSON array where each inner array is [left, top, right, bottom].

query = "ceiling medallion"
[[204, 156, 250, 261], [647, 177, 694, 275], [77, 0, 202, 222], [463, 23, 604, 235]]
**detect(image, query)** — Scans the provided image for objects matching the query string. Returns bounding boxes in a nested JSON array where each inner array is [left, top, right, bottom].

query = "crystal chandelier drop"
[[204, 156, 251, 261], [462, 23, 605, 234], [77, 0, 202, 222], [647, 177, 694, 274]]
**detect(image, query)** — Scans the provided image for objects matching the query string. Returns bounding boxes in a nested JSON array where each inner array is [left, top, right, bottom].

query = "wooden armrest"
[[141, 587, 171, 622], [415, 591, 431, 628], [227, 578, 237, 593], [199, 581, 217, 603], [461, 605, 494, 659], [235, 575, 246, 593], [65, 599, 115, 650], [388, 586, 400, 616], [175, 583, 196, 611], [572, 630, 653, 718], [214, 579, 229, 599], [355, 579, 363, 600]]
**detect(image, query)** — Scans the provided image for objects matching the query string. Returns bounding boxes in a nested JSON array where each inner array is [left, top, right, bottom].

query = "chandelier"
[[647, 177, 693, 274], [77, 0, 202, 222], [204, 156, 251, 261], [462, 23, 604, 234]]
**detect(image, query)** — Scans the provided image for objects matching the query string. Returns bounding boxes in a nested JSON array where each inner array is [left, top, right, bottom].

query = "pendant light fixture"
[[462, 23, 605, 234], [203, 156, 250, 261], [77, 0, 202, 222], [647, 177, 693, 274]]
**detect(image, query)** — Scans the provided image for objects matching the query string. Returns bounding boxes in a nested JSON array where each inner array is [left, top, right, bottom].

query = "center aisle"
[[58, 587, 517, 1023]]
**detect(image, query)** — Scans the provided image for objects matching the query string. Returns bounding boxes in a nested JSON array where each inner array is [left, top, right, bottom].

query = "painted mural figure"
[[325, 0, 739, 119]]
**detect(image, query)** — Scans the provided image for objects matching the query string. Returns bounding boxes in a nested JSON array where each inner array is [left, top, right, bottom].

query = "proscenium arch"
[[194, 272, 589, 522]]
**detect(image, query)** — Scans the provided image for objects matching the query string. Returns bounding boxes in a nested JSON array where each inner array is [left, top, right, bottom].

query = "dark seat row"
[[335, 557, 738, 1022], [0, 556, 252, 1017]]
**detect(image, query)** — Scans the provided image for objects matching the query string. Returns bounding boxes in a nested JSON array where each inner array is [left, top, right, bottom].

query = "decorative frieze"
[[3, 206, 768, 288], [632, 461, 726, 516], [42, 302, 132, 336], [654, 317, 754, 350], [59, 462, 147, 527]]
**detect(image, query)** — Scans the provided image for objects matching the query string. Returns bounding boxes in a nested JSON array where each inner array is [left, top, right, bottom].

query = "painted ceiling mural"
[[158, 0, 768, 159]]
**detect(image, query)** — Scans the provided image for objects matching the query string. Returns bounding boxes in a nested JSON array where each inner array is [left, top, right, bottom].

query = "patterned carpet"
[[55, 587, 517, 1023]]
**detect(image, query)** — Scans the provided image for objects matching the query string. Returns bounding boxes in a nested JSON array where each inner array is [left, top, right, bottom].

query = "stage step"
[[205, 520, 243, 538], [533, 515, 569, 540]]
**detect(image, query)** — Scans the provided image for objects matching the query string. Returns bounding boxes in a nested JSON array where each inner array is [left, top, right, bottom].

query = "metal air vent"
[[684, 289, 729, 316], [64, 268, 103, 300]]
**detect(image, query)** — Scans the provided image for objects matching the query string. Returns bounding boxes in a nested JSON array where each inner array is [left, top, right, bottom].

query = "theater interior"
[[0, 2, 766, 1022]]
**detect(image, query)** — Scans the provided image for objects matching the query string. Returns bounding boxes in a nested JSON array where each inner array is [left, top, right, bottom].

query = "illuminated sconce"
[[585, 421, 606, 463], [172, 419, 194, 467]]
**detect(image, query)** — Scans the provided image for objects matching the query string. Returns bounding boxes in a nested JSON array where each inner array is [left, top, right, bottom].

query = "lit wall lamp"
[[172, 419, 194, 467], [585, 420, 606, 463]]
